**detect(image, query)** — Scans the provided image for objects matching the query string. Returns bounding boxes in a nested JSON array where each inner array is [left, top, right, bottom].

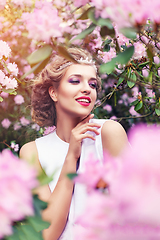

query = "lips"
[[76, 96, 91, 106]]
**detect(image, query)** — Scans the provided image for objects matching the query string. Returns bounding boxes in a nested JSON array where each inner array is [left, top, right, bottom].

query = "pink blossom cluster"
[[43, 126, 56, 136], [0, 149, 38, 238], [10, 0, 33, 7], [78, 0, 160, 28], [22, 1, 62, 43], [14, 94, 24, 105], [75, 124, 160, 240], [0, 0, 32, 9], [0, 41, 18, 91]]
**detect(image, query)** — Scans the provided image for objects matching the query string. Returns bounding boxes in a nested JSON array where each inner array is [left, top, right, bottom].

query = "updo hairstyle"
[[31, 47, 101, 127]]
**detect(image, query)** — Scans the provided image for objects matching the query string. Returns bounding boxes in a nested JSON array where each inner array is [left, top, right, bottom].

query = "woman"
[[20, 47, 127, 240]]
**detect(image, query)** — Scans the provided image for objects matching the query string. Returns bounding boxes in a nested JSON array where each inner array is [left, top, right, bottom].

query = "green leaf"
[[99, 58, 116, 74], [134, 100, 143, 111], [27, 216, 50, 232], [67, 173, 78, 180], [6, 233, 20, 240], [155, 108, 160, 116], [0, 96, 3, 102], [100, 26, 115, 38], [148, 71, 152, 83], [21, 225, 43, 240], [97, 18, 113, 28], [116, 46, 134, 65], [71, 23, 96, 41], [77, 7, 95, 20], [1, 88, 17, 94], [120, 27, 137, 40], [127, 80, 135, 88], [20, 61, 42, 80], [88, 7, 97, 24], [116, 76, 124, 87], [127, 72, 136, 88], [33, 194, 48, 217], [138, 61, 150, 69], [57, 45, 78, 63], [146, 44, 154, 62], [37, 168, 55, 186], [27, 44, 53, 65], [130, 99, 139, 106]]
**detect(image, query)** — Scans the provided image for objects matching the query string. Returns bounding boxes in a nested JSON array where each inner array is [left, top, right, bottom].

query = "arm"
[[101, 120, 128, 157], [20, 115, 101, 240]]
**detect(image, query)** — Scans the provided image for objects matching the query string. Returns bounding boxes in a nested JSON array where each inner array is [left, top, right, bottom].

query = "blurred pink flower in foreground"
[[0, 149, 38, 238], [14, 94, 24, 105], [1, 118, 11, 129], [75, 124, 160, 240]]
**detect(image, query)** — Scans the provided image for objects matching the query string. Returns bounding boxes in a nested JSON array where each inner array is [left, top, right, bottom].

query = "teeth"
[[77, 99, 90, 103]]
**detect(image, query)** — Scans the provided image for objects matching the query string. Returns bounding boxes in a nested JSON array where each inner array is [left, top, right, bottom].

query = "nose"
[[81, 81, 91, 95]]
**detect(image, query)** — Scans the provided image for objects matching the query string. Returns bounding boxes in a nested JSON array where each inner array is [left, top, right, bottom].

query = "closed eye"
[[89, 81, 97, 89], [68, 78, 80, 84]]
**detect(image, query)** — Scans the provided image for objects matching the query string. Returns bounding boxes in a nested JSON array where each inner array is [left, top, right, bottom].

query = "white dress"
[[35, 119, 107, 239]]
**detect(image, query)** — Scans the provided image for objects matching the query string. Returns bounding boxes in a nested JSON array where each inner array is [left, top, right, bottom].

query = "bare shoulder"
[[101, 120, 128, 156], [19, 141, 41, 172], [101, 119, 127, 136]]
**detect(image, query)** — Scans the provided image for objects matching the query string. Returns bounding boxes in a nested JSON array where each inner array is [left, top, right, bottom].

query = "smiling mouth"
[[76, 97, 91, 106]]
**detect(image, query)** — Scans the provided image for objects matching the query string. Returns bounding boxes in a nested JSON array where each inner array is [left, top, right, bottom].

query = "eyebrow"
[[68, 74, 98, 81]]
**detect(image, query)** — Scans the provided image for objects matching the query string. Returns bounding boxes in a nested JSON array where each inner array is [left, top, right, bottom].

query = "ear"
[[49, 86, 58, 102]]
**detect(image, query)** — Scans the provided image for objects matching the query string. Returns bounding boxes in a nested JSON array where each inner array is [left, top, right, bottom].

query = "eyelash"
[[68, 78, 97, 89], [89, 82, 97, 89]]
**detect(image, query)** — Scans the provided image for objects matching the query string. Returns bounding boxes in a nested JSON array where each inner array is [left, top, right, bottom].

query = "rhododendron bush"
[[0, 0, 160, 151], [0, 0, 160, 238], [0, 149, 50, 240], [74, 124, 160, 240]]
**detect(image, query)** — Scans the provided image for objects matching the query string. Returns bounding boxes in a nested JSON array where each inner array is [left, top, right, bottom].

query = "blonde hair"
[[31, 47, 101, 127]]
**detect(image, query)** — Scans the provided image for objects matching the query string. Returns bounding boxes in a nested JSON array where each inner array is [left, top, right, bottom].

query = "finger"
[[80, 127, 100, 135], [77, 122, 101, 132], [81, 133, 96, 141], [79, 114, 94, 125]]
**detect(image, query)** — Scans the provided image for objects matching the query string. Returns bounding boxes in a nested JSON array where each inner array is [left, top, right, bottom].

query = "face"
[[50, 64, 98, 120]]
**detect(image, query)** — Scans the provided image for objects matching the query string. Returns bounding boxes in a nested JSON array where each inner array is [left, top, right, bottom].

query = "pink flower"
[[22, 1, 62, 43], [14, 94, 24, 105], [129, 106, 140, 116], [142, 68, 149, 78], [10, 142, 19, 152], [32, 123, 40, 131], [0, 149, 38, 238], [43, 126, 56, 136], [20, 116, 30, 126], [103, 104, 112, 112], [132, 42, 146, 59], [102, 48, 116, 63], [1, 118, 11, 129], [74, 124, 160, 240], [154, 56, 160, 65], [0, 92, 9, 98], [2, 76, 18, 90], [7, 62, 18, 76], [13, 122, 21, 130], [11, 0, 32, 7], [0, 40, 11, 60], [74, 0, 88, 7]]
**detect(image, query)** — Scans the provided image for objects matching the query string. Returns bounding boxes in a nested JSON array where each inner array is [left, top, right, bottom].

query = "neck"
[[56, 114, 82, 143]]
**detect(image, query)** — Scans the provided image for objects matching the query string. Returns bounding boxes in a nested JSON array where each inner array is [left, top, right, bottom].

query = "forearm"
[[42, 154, 77, 240]]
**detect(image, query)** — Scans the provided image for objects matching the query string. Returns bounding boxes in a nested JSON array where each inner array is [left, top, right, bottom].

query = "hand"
[[67, 114, 101, 161]]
